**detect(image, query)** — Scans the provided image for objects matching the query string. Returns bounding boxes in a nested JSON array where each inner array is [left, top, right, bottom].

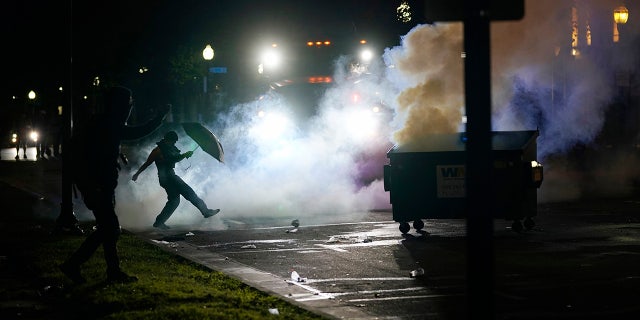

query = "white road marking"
[[348, 294, 459, 302], [315, 239, 401, 249], [315, 245, 349, 252], [330, 286, 430, 297], [224, 219, 247, 225], [285, 280, 336, 301], [253, 220, 397, 230], [305, 277, 415, 283], [286, 278, 448, 303]]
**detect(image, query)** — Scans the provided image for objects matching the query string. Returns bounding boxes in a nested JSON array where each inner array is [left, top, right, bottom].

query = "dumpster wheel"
[[511, 220, 523, 233], [523, 217, 535, 230], [413, 219, 424, 231], [399, 222, 411, 234]]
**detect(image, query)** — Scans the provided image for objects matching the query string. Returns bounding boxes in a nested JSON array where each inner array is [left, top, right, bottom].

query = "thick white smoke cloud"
[[112, 0, 639, 228], [117, 59, 397, 230]]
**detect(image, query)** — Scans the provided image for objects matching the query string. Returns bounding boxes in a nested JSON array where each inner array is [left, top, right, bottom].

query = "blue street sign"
[[209, 67, 227, 74]]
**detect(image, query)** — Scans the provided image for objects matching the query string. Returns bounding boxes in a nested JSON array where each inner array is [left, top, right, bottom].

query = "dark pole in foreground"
[[54, 0, 82, 235], [463, 1, 494, 318], [57, 65, 80, 234], [423, 1, 523, 318]]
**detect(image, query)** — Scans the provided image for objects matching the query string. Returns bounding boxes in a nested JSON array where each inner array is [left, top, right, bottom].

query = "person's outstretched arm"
[[132, 148, 159, 181]]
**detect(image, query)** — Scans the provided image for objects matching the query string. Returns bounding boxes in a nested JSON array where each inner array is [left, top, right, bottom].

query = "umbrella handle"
[[192, 145, 200, 152]]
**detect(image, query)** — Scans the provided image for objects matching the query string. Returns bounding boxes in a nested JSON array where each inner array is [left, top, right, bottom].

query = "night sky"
[[3, 0, 414, 103]]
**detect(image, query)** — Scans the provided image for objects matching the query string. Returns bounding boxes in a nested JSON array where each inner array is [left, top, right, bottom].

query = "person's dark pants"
[[155, 174, 208, 224], [65, 186, 123, 276]]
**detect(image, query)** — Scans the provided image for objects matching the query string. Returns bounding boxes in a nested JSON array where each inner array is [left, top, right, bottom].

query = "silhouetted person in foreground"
[[60, 86, 169, 284], [132, 130, 219, 229]]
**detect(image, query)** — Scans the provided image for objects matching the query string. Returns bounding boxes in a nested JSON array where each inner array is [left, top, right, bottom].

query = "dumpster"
[[383, 130, 543, 234]]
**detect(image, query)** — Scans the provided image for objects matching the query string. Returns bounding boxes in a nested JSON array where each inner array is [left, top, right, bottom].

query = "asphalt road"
[[2, 153, 640, 319], [133, 198, 640, 320]]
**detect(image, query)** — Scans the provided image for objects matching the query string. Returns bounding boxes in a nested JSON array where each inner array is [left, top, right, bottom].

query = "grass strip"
[[0, 223, 328, 320]]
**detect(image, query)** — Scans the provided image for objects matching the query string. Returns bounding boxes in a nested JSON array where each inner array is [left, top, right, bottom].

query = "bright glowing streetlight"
[[360, 48, 373, 63], [202, 44, 214, 93], [27, 90, 39, 153], [262, 48, 281, 69], [614, 6, 629, 24], [28, 89, 36, 121], [203, 44, 214, 61], [258, 43, 281, 76], [613, 6, 629, 42]]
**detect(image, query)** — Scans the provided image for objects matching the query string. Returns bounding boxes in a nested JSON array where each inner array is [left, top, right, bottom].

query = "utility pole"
[[424, 1, 524, 318], [54, 0, 82, 235]]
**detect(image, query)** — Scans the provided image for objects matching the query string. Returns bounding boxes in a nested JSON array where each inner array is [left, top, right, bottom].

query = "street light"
[[28, 89, 36, 120], [614, 6, 629, 24], [613, 6, 629, 42], [203, 44, 214, 60], [202, 44, 214, 93], [27, 90, 39, 156]]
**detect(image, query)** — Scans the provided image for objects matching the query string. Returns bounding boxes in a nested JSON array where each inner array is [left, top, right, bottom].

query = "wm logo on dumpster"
[[436, 165, 465, 198]]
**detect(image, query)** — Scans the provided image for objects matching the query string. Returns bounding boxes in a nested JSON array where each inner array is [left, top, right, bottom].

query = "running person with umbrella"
[[132, 130, 220, 229]]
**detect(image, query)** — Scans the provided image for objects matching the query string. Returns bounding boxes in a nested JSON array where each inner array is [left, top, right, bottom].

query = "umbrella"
[[181, 122, 224, 163]]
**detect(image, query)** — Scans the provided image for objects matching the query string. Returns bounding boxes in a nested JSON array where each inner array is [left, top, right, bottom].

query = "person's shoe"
[[107, 271, 138, 284], [60, 262, 86, 284], [153, 221, 170, 230], [15, 155, 19, 160], [203, 209, 220, 218]]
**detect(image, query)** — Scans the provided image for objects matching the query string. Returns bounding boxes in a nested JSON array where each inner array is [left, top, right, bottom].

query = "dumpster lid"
[[389, 130, 539, 153]]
